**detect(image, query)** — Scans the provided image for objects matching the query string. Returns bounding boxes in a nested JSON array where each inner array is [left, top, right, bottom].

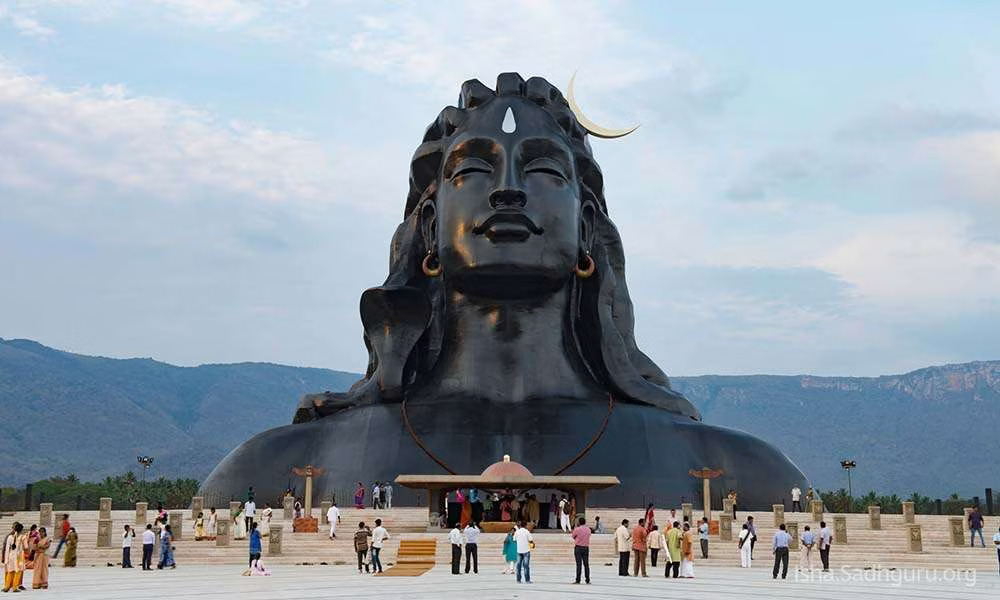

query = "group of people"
[[439, 489, 578, 531], [2, 521, 56, 591], [354, 482, 393, 510], [351, 520, 389, 574], [614, 514, 705, 579]]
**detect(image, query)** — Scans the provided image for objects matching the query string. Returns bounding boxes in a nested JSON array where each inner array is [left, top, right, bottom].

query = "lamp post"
[[840, 459, 856, 500], [137, 456, 155, 500]]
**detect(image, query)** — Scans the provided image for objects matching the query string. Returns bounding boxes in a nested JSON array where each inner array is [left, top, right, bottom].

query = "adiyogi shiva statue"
[[201, 74, 807, 507]]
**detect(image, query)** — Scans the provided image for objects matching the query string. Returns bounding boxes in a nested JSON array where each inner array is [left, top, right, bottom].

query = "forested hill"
[[1, 338, 996, 497]]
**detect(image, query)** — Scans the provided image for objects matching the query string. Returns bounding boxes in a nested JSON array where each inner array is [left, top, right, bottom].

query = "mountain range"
[[1, 338, 996, 498]]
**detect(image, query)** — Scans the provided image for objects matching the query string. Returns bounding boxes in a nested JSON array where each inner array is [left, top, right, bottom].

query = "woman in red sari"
[[500, 496, 512, 522], [644, 503, 656, 532], [354, 482, 365, 509]]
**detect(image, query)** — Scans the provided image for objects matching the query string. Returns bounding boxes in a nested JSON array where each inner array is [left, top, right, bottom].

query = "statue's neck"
[[420, 284, 600, 403]]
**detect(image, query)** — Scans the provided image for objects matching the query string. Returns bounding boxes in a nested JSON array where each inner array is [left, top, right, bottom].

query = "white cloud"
[[0, 5, 55, 39]]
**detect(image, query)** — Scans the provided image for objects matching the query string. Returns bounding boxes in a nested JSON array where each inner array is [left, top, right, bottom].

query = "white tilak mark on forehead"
[[501, 106, 516, 133]]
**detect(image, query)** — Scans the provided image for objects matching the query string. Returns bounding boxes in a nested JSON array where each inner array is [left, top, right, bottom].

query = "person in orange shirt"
[[631, 518, 648, 577], [680, 522, 695, 578]]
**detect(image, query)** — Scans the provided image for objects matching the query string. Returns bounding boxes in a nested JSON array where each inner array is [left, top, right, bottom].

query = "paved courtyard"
[[25, 561, 1000, 599]]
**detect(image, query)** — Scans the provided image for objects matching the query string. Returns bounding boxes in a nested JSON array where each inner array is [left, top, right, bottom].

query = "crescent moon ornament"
[[566, 72, 639, 139]]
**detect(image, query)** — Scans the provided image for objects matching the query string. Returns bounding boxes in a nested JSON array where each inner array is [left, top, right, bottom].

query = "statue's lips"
[[472, 212, 544, 243]]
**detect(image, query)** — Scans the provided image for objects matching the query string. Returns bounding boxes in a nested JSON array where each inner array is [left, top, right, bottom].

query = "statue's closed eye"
[[525, 158, 568, 182], [450, 158, 493, 181]]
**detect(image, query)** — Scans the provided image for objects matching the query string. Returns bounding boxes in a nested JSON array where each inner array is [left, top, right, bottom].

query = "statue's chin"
[[447, 266, 570, 299]]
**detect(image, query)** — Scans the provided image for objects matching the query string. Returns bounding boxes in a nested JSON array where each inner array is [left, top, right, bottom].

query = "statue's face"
[[432, 99, 584, 297]]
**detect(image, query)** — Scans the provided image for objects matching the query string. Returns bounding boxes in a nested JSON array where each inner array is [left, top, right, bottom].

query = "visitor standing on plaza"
[[502, 527, 517, 574], [614, 519, 631, 576], [384, 482, 393, 509], [448, 524, 463, 574], [644, 503, 656, 531], [993, 526, 1000, 574], [571, 516, 591, 584], [514, 520, 533, 584], [791, 486, 802, 512], [379, 484, 387, 510], [354, 482, 365, 509], [746, 515, 757, 559], [157, 523, 176, 569], [548, 494, 558, 529], [63, 527, 77, 567], [818, 521, 832, 571], [728, 490, 738, 519], [327, 501, 341, 539], [698, 517, 709, 558], [208, 507, 218, 540], [3, 522, 25, 592], [463, 522, 480, 574], [631, 518, 648, 577], [593, 516, 604, 534], [772, 523, 791, 579], [244, 497, 256, 534], [141, 524, 155, 570], [52, 514, 70, 558], [969, 505, 986, 547], [680, 523, 695, 578], [195, 512, 206, 540], [372, 482, 381, 509], [647, 525, 661, 567], [121, 524, 135, 568], [799, 525, 815, 570], [259, 503, 273, 536], [232, 504, 246, 540], [559, 495, 571, 532], [738, 523, 752, 568], [31, 528, 50, 590], [353, 522, 371, 574], [665, 520, 681, 578], [247, 521, 262, 572], [370, 518, 388, 574]]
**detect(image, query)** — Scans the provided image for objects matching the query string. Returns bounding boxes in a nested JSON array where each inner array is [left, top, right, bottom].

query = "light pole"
[[137, 456, 155, 500], [840, 459, 856, 500]]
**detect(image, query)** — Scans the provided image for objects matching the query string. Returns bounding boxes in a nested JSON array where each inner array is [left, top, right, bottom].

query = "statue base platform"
[[292, 517, 318, 533]]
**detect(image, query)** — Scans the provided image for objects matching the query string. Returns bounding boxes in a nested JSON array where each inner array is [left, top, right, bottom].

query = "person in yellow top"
[[679, 522, 695, 578], [665, 520, 681, 578], [195, 512, 206, 540]]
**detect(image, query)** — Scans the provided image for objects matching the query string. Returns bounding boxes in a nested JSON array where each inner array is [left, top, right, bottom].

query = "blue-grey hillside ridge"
[[1, 338, 996, 497]]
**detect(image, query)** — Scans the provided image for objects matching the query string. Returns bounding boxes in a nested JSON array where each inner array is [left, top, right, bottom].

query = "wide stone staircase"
[[3, 507, 996, 572]]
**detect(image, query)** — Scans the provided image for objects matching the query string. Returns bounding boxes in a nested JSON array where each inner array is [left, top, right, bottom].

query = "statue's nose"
[[489, 188, 527, 209]]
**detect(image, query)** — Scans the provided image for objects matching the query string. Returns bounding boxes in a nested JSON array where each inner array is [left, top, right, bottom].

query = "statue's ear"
[[580, 199, 596, 254], [420, 199, 438, 254]]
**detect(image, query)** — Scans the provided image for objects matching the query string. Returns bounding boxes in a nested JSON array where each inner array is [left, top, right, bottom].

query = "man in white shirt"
[[993, 526, 1000, 575], [370, 518, 388, 574], [558, 496, 570, 532], [614, 519, 631, 576], [384, 483, 393, 509], [463, 522, 480, 574], [141, 524, 155, 570], [327, 501, 342, 539], [372, 483, 381, 509], [244, 498, 256, 534], [513, 521, 534, 583], [121, 524, 135, 568], [818, 520, 832, 571], [791, 486, 802, 512], [799, 525, 816, 571], [448, 525, 464, 574]]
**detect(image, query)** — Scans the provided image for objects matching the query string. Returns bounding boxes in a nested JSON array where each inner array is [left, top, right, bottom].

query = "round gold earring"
[[575, 253, 595, 278], [422, 251, 441, 277]]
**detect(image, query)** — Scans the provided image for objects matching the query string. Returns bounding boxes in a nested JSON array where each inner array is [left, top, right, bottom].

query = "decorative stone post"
[[786, 522, 799, 550], [907, 524, 922, 552], [136, 502, 148, 525], [681, 503, 693, 523], [190, 496, 204, 520], [320, 501, 332, 525], [216, 518, 231, 546], [719, 514, 732, 541], [39, 503, 53, 527], [283, 495, 294, 520], [810, 500, 823, 522], [901, 501, 914, 523], [97, 519, 112, 547], [169, 511, 183, 540], [868, 505, 881, 530], [948, 517, 964, 545], [722, 498, 734, 517], [268, 525, 283, 555], [772, 504, 785, 528], [99, 497, 112, 520], [834, 515, 847, 544]]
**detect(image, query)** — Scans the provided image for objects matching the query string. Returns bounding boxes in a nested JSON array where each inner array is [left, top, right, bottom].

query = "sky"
[[1, 0, 999, 377]]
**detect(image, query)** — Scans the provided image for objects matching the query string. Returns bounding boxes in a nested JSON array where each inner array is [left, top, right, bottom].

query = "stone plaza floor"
[[24, 561, 1000, 599]]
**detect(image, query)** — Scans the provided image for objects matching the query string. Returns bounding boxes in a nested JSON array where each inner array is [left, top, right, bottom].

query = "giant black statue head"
[[295, 73, 699, 422]]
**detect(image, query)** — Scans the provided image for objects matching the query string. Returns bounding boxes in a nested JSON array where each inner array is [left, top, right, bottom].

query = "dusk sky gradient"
[[1, 0, 998, 376]]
